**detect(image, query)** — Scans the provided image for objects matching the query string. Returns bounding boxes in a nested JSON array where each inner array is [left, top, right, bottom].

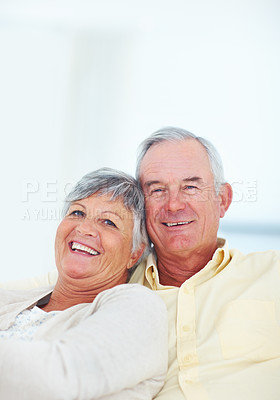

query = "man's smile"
[[162, 221, 193, 227]]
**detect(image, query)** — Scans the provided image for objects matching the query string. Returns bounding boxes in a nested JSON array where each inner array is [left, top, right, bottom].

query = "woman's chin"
[[62, 265, 91, 280]]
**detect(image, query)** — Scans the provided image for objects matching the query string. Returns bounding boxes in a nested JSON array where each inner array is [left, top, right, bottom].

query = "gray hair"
[[136, 126, 225, 193], [63, 168, 148, 262]]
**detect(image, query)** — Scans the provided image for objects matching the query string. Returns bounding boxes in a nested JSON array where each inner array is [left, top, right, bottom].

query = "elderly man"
[[129, 127, 280, 400], [1, 127, 280, 399]]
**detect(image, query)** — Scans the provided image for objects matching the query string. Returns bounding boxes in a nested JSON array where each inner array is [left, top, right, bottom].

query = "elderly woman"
[[0, 168, 168, 400]]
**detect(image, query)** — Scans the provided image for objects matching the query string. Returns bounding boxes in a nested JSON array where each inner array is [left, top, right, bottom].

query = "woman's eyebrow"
[[100, 210, 123, 220], [70, 201, 86, 209]]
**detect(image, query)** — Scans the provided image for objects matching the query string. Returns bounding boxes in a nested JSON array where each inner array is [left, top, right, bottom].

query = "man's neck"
[[155, 244, 217, 287]]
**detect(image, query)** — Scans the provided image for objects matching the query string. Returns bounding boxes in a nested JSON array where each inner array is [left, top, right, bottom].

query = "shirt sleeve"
[[0, 284, 168, 400]]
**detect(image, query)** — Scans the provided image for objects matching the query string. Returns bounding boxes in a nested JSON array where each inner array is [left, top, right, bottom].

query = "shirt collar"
[[144, 238, 230, 290]]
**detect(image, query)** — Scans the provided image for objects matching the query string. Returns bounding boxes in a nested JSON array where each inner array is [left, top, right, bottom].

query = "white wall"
[[0, 0, 279, 281]]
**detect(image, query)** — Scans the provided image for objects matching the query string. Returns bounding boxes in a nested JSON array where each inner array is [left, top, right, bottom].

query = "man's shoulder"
[[230, 247, 280, 261], [229, 247, 280, 274]]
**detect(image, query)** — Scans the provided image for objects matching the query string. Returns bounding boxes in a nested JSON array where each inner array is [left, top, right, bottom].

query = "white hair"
[[63, 168, 149, 268], [136, 126, 226, 193]]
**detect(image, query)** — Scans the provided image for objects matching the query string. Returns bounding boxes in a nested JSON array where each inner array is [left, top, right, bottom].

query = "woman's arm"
[[0, 284, 168, 400]]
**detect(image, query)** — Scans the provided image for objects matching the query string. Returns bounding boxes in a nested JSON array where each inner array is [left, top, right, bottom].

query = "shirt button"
[[182, 325, 190, 332], [183, 287, 189, 294], [183, 355, 193, 363]]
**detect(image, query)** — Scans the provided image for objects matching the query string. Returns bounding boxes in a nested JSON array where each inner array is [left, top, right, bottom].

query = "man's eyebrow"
[[144, 177, 203, 187], [144, 180, 162, 188], [182, 176, 203, 183]]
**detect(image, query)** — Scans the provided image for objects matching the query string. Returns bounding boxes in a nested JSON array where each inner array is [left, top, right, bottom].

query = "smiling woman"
[[56, 195, 136, 284], [0, 168, 168, 400], [51, 193, 143, 310]]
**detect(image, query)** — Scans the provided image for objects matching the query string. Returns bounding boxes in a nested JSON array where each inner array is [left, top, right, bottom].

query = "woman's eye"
[[69, 210, 85, 217], [104, 219, 117, 228]]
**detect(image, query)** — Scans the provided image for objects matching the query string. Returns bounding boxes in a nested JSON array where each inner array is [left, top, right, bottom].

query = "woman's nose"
[[76, 218, 99, 237]]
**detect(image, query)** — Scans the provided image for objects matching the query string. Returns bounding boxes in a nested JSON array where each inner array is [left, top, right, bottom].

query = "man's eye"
[[104, 219, 117, 228], [69, 210, 85, 217], [183, 185, 198, 193], [151, 188, 165, 194]]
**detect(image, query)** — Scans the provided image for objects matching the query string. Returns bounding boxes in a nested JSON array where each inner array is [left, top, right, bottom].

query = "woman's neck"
[[40, 272, 127, 312]]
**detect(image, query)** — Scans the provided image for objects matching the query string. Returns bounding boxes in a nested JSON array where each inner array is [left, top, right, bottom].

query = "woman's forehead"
[[71, 193, 133, 220]]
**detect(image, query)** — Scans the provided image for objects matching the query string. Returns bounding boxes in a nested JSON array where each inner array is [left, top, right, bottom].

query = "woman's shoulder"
[[96, 283, 164, 304], [93, 283, 167, 322]]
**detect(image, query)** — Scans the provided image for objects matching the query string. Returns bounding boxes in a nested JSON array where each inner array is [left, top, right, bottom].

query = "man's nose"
[[166, 190, 186, 213], [76, 218, 99, 237]]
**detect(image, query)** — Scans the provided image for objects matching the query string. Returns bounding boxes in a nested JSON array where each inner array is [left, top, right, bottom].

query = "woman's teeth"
[[71, 242, 99, 255]]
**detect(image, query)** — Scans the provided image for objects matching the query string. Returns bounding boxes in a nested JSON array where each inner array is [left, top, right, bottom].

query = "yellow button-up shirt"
[[130, 239, 280, 400]]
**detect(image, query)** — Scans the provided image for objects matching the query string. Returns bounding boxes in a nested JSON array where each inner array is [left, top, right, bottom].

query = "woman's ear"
[[126, 244, 146, 270], [219, 183, 233, 218]]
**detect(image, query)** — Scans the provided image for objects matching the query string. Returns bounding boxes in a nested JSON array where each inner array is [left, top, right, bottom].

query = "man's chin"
[[155, 238, 197, 255]]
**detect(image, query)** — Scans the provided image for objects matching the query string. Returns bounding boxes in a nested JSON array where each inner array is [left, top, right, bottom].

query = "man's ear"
[[126, 244, 146, 270], [219, 183, 233, 218]]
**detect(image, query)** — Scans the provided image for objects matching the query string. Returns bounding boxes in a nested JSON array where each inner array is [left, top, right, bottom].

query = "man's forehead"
[[141, 140, 210, 174], [142, 138, 207, 162], [144, 175, 203, 187], [139, 141, 215, 191]]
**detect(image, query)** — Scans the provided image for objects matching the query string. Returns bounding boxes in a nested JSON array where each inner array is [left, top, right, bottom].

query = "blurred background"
[[0, 0, 279, 281]]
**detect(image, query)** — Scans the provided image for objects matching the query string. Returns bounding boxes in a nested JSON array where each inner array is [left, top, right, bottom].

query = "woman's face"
[[55, 193, 141, 287]]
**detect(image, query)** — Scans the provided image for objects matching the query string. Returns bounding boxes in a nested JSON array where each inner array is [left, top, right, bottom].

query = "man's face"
[[140, 139, 231, 257]]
